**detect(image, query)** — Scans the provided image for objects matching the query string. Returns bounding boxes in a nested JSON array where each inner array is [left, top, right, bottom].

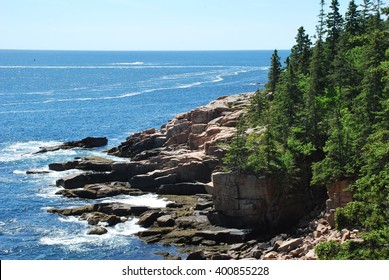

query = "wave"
[[99, 193, 170, 208], [109, 62, 144, 66], [25, 90, 54, 95], [0, 141, 79, 163], [0, 66, 258, 107], [39, 218, 143, 251]]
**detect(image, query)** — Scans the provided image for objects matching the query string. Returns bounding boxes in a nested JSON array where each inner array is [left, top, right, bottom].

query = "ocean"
[[0, 50, 288, 260]]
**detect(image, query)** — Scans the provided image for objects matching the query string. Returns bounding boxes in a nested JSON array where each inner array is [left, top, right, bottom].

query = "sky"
[[0, 0, 352, 51]]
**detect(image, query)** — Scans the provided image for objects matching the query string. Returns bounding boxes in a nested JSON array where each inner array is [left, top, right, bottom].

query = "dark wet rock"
[[209, 253, 231, 260], [55, 182, 144, 199], [47, 202, 155, 218], [129, 174, 156, 192], [138, 210, 164, 227], [35, 137, 108, 154], [87, 226, 108, 235], [80, 212, 122, 226], [165, 202, 184, 209], [186, 251, 207, 260], [26, 170, 52, 174], [49, 156, 114, 172], [158, 182, 208, 195], [195, 229, 249, 244], [157, 215, 175, 227], [137, 227, 174, 238], [56, 172, 121, 189], [195, 201, 213, 211]]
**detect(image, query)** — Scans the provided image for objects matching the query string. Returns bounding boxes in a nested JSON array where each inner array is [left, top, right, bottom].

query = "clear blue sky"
[[0, 0, 352, 51]]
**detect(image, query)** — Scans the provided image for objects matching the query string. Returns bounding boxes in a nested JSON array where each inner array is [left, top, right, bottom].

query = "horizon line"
[[0, 48, 291, 52]]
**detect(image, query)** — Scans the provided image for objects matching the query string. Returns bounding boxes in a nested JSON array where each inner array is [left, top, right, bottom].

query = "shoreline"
[[34, 92, 359, 260]]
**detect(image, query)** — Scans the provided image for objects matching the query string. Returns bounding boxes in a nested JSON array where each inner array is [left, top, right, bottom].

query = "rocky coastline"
[[33, 92, 361, 260]]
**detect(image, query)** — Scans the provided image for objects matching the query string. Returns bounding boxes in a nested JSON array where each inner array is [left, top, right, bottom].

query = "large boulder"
[[207, 172, 318, 231]]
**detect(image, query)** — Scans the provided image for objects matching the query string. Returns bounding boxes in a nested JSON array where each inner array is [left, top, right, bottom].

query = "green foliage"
[[316, 227, 389, 260], [335, 202, 365, 229], [222, 0, 389, 259]]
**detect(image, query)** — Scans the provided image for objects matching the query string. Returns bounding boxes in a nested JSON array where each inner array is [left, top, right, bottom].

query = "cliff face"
[[207, 171, 322, 232]]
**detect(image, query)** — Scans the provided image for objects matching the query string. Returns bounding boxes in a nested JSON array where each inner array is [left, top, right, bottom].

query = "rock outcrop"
[[325, 179, 353, 228], [207, 171, 322, 232], [51, 93, 252, 195], [34, 137, 108, 154]]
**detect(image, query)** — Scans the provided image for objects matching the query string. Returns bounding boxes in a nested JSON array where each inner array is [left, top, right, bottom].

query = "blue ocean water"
[[0, 50, 288, 260]]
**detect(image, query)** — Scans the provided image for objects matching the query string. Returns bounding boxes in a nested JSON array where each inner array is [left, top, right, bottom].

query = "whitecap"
[[212, 75, 224, 83], [176, 82, 204, 89], [110, 62, 144, 66], [0, 141, 62, 163], [99, 193, 170, 208], [25, 90, 54, 95], [107, 218, 146, 236]]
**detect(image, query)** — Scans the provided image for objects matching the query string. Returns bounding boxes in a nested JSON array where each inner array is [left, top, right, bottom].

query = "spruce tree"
[[290, 27, 312, 75], [326, 0, 344, 59], [345, 0, 362, 35], [266, 49, 282, 94]]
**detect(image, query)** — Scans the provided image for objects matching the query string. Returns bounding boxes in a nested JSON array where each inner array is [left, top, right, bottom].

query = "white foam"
[[107, 218, 146, 236], [25, 90, 54, 95], [212, 75, 224, 83], [0, 141, 62, 163], [99, 193, 169, 208], [110, 62, 144, 66], [176, 81, 204, 89], [39, 218, 143, 252]]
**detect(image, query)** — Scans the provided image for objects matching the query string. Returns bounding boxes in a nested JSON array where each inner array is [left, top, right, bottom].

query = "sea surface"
[[0, 50, 288, 260]]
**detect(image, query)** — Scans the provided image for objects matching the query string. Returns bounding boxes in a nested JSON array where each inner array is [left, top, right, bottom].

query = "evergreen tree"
[[290, 27, 312, 75], [266, 49, 282, 94], [326, 0, 344, 57], [317, 0, 327, 42], [345, 0, 362, 35], [224, 1, 389, 260]]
